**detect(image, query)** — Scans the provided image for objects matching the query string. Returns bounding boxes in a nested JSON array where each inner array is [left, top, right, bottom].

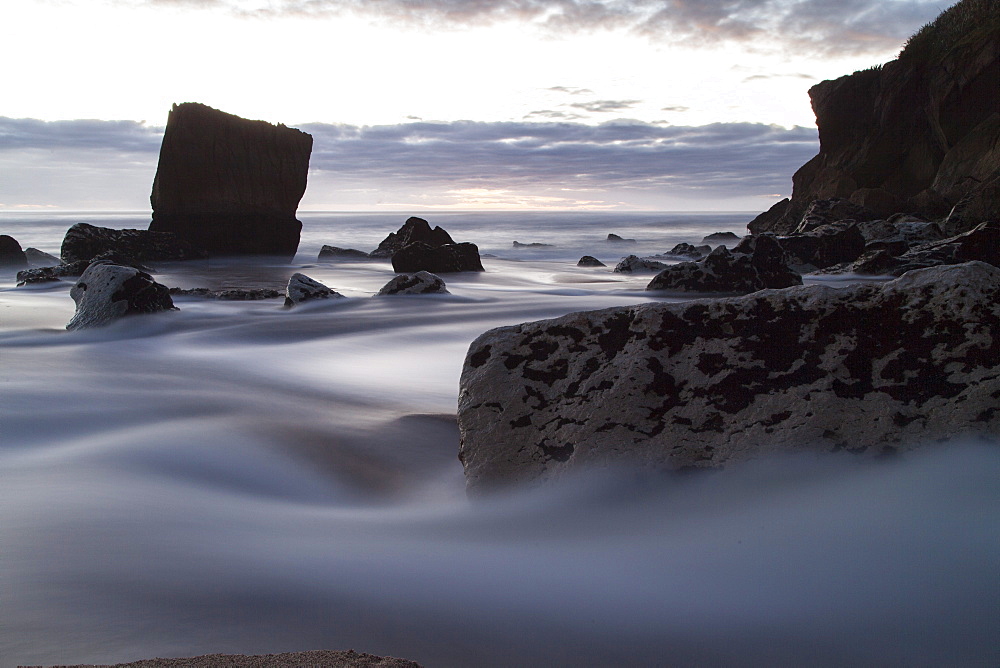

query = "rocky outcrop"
[[838, 220, 1000, 275], [318, 245, 371, 261], [370, 217, 454, 259], [67, 264, 176, 330], [777, 220, 867, 269], [391, 241, 484, 273], [149, 102, 313, 258], [613, 255, 668, 274], [284, 273, 344, 307], [665, 242, 712, 259], [749, 0, 1000, 236], [647, 235, 802, 293], [24, 247, 60, 266], [61, 222, 206, 264], [577, 255, 607, 267], [458, 261, 1000, 493], [376, 271, 449, 295], [0, 235, 28, 269]]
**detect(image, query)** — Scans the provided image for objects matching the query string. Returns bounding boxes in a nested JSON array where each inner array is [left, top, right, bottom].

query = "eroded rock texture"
[[67, 263, 175, 330], [458, 262, 1000, 493], [749, 0, 1000, 235], [149, 103, 313, 258]]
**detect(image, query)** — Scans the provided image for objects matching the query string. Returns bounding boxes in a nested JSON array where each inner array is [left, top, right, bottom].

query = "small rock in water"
[[24, 247, 61, 266], [577, 256, 607, 267], [318, 245, 371, 261], [284, 273, 344, 307], [606, 233, 636, 243], [701, 231, 740, 244], [67, 263, 175, 330], [613, 255, 668, 274], [0, 235, 29, 269], [512, 241, 553, 248], [371, 217, 455, 259], [376, 271, 449, 295]]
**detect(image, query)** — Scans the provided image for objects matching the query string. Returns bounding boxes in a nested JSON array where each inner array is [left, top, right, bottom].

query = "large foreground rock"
[[149, 102, 313, 258], [458, 262, 1000, 493], [67, 263, 176, 330], [61, 223, 206, 264]]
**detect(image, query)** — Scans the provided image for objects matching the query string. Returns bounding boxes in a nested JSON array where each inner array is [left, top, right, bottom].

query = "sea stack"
[[149, 103, 313, 259]]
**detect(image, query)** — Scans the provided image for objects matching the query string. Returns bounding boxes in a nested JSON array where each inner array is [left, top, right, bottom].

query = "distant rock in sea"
[[0, 235, 28, 269], [67, 263, 176, 330], [458, 261, 1000, 493], [370, 217, 454, 259], [149, 102, 313, 259], [55, 649, 423, 668], [606, 233, 636, 243], [391, 241, 485, 274], [577, 255, 606, 267], [701, 231, 740, 244], [317, 245, 371, 261], [376, 271, 450, 295], [513, 241, 554, 248]]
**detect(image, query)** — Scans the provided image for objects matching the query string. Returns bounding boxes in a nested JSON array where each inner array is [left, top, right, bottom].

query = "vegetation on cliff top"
[[899, 0, 999, 64]]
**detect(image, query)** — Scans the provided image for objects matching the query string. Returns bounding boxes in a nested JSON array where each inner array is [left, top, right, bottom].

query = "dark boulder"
[[284, 273, 344, 307], [647, 235, 802, 293], [458, 261, 1000, 493], [613, 255, 668, 274], [370, 217, 454, 259], [376, 271, 449, 295], [606, 233, 636, 243], [701, 231, 740, 244], [781, 220, 867, 269], [61, 222, 206, 264], [67, 264, 176, 330], [577, 256, 606, 267], [666, 243, 712, 258], [0, 235, 28, 269], [148, 102, 313, 258], [391, 241, 484, 273], [317, 245, 371, 261]]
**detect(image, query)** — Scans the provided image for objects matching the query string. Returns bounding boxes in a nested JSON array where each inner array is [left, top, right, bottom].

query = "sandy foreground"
[[20, 650, 423, 668]]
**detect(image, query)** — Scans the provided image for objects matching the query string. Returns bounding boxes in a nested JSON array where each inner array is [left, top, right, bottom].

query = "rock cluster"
[[67, 263, 176, 330], [647, 234, 802, 293], [458, 261, 1000, 493], [149, 102, 313, 258], [61, 222, 206, 264]]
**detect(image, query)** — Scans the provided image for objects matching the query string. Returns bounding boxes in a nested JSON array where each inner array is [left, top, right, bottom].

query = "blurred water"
[[1, 212, 997, 667]]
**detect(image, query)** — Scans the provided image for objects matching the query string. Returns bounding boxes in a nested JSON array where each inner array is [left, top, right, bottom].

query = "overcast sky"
[[0, 0, 951, 211]]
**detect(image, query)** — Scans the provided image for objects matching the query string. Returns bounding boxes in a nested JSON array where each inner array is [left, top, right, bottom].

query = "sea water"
[[1, 212, 997, 667]]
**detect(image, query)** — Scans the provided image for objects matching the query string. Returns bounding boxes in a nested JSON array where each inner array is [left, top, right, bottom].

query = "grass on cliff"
[[899, 0, 1000, 64]]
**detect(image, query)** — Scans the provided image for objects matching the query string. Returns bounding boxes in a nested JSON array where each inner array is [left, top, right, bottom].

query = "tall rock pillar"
[[149, 103, 313, 259]]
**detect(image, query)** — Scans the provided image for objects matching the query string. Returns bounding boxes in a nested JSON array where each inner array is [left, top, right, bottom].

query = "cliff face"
[[149, 103, 313, 257], [750, 0, 999, 235]]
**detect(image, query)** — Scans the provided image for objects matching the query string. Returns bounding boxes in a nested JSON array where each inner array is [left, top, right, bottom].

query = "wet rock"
[[647, 235, 802, 293], [318, 245, 371, 261], [513, 241, 554, 248], [613, 255, 668, 274], [168, 287, 284, 300], [16, 261, 89, 286], [665, 243, 712, 259], [606, 233, 636, 243], [67, 263, 176, 330], [284, 273, 344, 307], [0, 235, 28, 269], [61, 222, 206, 264], [701, 231, 740, 244], [149, 102, 313, 258], [376, 271, 449, 295], [24, 247, 60, 266], [779, 220, 867, 269], [370, 217, 454, 259], [577, 256, 607, 267], [834, 220, 1000, 275], [792, 198, 878, 235], [391, 241, 484, 273], [458, 261, 1000, 493]]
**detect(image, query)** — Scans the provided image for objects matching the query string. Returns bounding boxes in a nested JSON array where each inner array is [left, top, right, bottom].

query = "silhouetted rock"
[[513, 241, 553, 248], [376, 271, 449, 295], [24, 247, 60, 266], [61, 222, 206, 264], [370, 217, 454, 259], [458, 261, 1000, 493], [318, 245, 371, 261], [284, 273, 344, 307], [391, 241, 484, 273], [149, 102, 313, 258], [613, 255, 668, 274], [748, 1, 1000, 235], [577, 256, 606, 267], [67, 264, 175, 330], [0, 235, 28, 269], [648, 235, 802, 293], [701, 231, 740, 244], [606, 233, 636, 243]]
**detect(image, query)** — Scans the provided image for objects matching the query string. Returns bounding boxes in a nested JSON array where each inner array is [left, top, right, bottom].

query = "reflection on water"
[[1, 213, 998, 667]]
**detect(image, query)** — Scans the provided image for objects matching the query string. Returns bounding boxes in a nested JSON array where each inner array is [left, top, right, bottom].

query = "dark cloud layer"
[[0, 116, 818, 201], [137, 0, 953, 56]]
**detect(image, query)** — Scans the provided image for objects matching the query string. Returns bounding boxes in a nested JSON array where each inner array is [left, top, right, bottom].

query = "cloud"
[[568, 99, 643, 113], [127, 0, 953, 56], [742, 73, 815, 83], [0, 115, 819, 208], [524, 110, 587, 120], [660, 105, 690, 113], [546, 86, 595, 96]]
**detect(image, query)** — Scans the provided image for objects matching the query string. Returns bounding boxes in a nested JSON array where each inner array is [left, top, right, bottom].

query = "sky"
[[0, 0, 953, 212]]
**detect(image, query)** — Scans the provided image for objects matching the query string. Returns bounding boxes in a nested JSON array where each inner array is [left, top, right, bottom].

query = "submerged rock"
[[577, 255, 606, 267], [376, 271, 449, 295], [458, 261, 1000, 493], [61, 222, 206, 264], [613, 255, 668, 274], [370, 217, 454, 259], [648, 234, 801, 293], [67, 264, 175, 330], [284, 273, 344, 307], [391, 241, 484, 273], [0, 235, 28, 269], [149, 102, 313, 258]]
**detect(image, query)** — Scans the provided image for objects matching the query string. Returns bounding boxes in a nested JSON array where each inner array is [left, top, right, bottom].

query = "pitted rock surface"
[[67, 264, 176, 330], [648, 234, 801, 293], [613, 255, 668, 274], [458, 261, 1000, 493], [376, 271, 449, 295], [284, 273, 344, 307], [62, 222, 206, 264]]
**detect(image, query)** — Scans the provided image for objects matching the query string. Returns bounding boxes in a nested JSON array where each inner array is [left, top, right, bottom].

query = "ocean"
[[1, 211, 997, 667]]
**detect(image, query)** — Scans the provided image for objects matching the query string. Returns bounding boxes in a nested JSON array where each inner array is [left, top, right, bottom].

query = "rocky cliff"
[[750, 0, 999, 235], [149, 103, 313, 258]]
